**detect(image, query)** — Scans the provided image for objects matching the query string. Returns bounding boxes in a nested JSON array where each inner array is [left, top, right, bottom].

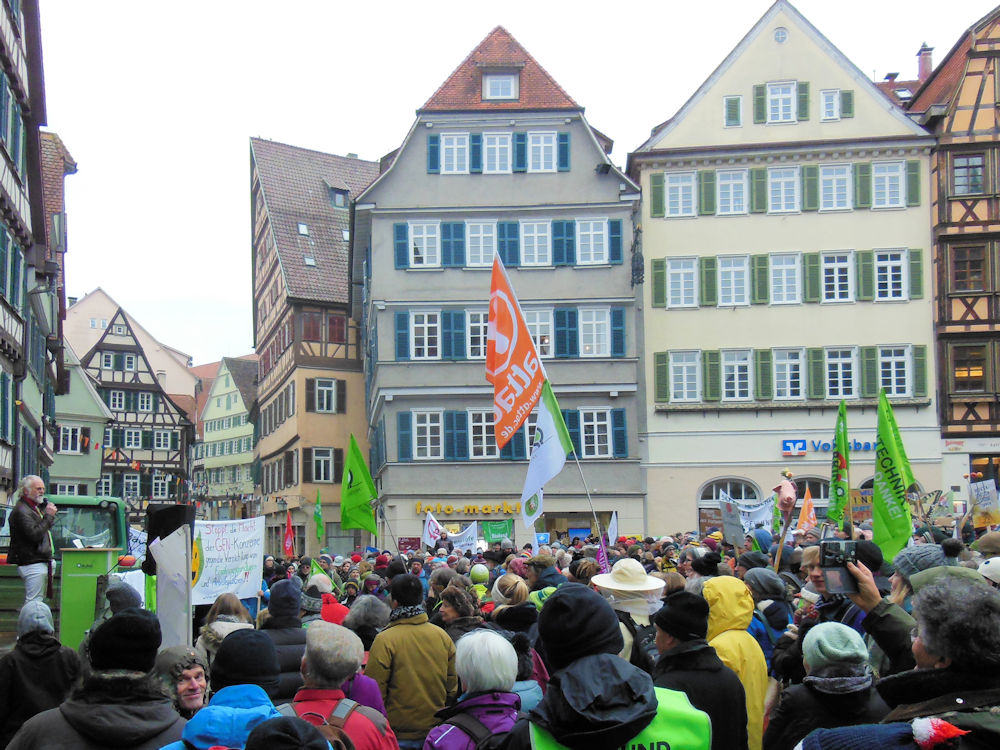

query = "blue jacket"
[[159, 684, 279, 750]]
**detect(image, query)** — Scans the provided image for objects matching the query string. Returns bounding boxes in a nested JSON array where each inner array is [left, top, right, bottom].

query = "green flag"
[[827, 400, 851, 528], [482, 520, 513, 544], [520, 381, 573, 528], [341, 434, 378, 535], [872, 390, 915, 560], [314, 489, 324, 544]]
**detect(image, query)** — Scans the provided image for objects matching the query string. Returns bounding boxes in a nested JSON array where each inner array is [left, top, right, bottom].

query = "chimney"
[[918, 43, 934, 83], [884, 72, 899, 83]]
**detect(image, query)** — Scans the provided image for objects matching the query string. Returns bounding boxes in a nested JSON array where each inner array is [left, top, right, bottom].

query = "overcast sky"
[[39, 0, 996, 365]]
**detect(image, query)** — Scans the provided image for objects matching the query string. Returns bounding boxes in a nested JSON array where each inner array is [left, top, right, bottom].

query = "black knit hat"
[[737, 551, 770, 570], [268, 579, 301, 618], [538, 582, 623, 671], [210, 629, 280, 696], [245, 717, 328, 750], [653, 591, 709, 641], [89, 607, 161, 672]]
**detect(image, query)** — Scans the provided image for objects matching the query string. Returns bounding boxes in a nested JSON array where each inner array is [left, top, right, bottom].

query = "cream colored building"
[[628, 0, 941, 533]]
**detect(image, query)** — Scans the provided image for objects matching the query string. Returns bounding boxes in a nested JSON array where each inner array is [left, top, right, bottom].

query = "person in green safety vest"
[[497, 583, 711, 750]]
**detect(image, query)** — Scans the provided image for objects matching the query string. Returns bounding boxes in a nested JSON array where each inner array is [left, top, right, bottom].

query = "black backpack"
[[615, 610, 659, 674], [444, 711, 515, 750]]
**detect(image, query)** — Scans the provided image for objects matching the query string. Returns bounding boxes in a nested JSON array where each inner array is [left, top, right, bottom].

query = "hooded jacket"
[[425, 691, 521, 750], [193, 619, 253, 672], [160, 683, 279, 750], [7, 672, 184, 750], [704, 576, 768, 750]]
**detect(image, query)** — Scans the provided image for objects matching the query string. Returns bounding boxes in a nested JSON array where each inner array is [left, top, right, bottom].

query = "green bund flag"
[[872, 390, 915, 560], [340, 434, 378, 535], [520, 381, 573, 529], [827, 400, 851, 528], [482, 520, 513, 543], [314, 489, 324, 543]]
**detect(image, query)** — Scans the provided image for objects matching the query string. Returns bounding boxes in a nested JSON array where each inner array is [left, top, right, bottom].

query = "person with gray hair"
[[423, 630, 521, 750], [0, 602, 81, 746], [285, 622, 397, 750], [343, 593, 391, 651], [7, 475, 57, 605]]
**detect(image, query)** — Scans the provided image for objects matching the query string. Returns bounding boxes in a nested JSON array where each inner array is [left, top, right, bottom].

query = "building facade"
[[249, 138, 378, 556], [907, 8, 1000, 503], [628, 0, 941, 532], [354, 27, 643, 543]]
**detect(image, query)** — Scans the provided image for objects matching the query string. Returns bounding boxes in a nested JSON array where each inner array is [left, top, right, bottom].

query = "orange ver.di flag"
[[486, 255, 545, 450]]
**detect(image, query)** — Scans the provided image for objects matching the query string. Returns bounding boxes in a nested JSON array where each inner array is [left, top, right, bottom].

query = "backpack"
[[276, 697, 389, 750], [443, 711, 515, 750], [615, 611, 659, 675]]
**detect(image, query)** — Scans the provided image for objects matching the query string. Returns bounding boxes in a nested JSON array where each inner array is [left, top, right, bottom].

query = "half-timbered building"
[[249, 138, 378, 556], [909, 6, 1000, 495]]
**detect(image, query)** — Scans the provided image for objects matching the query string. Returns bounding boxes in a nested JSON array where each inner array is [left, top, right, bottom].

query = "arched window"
[[794, 478, 830, 503], [700, 478, 759, 503]]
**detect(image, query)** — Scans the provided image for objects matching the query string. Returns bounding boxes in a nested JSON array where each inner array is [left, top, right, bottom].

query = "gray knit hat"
[[803, 621, 869, 672], [893, 544, 948, 583], [744, 568, 786, 600], [17, 601, 54, 638]]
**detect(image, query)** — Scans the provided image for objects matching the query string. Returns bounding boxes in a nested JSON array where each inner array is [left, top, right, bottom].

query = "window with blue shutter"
[[397, 412, 412, 462], [610, 308, 625, 358], [552, 220, 576, 266], [470, 134, 483, 173], [441, 222, 466, 267], [611, 409, 627, 458], [562, 409, 582, 456], [557, 133, 570, 171], [444, 411, 469, 460], [395, 311, 410, 360], [500, 425, 527, 460], [498, 222, 520, 266], [513, 133, 527, 172], [554, 308, 579, 358], [608, 220, 623, 264], [427, 134, 440, 173], [441, 311, 466, 360], [394, 223, 409, 269]]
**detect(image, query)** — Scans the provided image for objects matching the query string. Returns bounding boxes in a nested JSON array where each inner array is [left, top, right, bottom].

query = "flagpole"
[[375, 499, 401, 557], [568, 449, 612, 565]]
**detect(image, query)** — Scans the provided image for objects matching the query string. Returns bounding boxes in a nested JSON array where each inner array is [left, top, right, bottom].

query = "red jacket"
[[290, 687, 399, 750]]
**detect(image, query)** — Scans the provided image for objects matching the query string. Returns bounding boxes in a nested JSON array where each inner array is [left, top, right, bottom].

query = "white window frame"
[[773, 348, 805, 400], [523, 308, 553, 358], [821, 251, 854, 303], [579, 307, 610, 357], [872, 161, 905, 209], [483, 133, 511, 174], [124, 429, 142, 449], [580, 408, 612, 458], [411, 312, 440, 360], [820, 89, 841, 121], [826, 347, 858, 398], [137, 392, 153, 412], [718, 255, 750, 306], [413, 411, 443, 460], [527, 131, 556, 173], [312, 447, 334, 482], [520, 221, 551, 266], [874, 249, 908, 302], [483, 73, 518, 101], [576, 219, 608, 265], [670, 351, 701, 403], [717, 170, 748, 215], [315, 378, 337, 412], [469, 410, 499, 459], [101, 352, 113, 369], [770, 253, 801, 305], [109, 390, 124, 410], [124, 473, 140, 497], [152, 475, 169, 499], [55, 483, 78, 496], [767, 81, 797, 123], [124, 353, 137, 372], [112, 323, 126, 335], [408, 222, 440, 267], [819, 164, 851, 211], [666, 172, 696, 217], [59, 425, 81, 454], [879, 345, 911, 397], [440, 133, 469, 175], [722, 349, 753, 402], [154, 430, 172, 450], [466, 222, 496, 266], [768, 166, 799, 213], [96, 473, 112, 497], [466, 310, 489, 359], [723, 95, 742, 127], [667, 257, 698, 308]]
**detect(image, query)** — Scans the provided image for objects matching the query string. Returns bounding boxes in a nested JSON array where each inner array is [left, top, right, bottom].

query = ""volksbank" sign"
[[782, 438, 876, 457]]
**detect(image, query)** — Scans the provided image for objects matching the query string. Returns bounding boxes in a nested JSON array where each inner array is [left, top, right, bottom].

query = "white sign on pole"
[[190, 517, 265, 606], [150, 525, 192, 648], [450, 521, 478, 553]]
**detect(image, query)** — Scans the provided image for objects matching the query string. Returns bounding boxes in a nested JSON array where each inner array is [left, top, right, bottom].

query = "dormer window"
[[298, 223, 309, 235], [483, 73, 518, 101], [330, 188, 348, 207]]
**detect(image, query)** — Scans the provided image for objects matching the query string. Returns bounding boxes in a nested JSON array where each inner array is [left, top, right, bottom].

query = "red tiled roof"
[[875, 77, 921, 108], [169, 393, 198, 425], [251, 138, 379, 306], [190, 361, 221, 379], [909, 33, 971, 112], [420, 26, 579, 112]]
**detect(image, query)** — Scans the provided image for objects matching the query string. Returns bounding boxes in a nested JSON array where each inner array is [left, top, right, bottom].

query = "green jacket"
[[862, 599, 915, 676]]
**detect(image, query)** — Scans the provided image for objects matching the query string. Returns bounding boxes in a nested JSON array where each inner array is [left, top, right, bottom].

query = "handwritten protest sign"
[[190, 517, 265, 606]]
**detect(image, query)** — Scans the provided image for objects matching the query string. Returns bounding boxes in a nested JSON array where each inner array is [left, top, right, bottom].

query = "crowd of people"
[[3, 500, 1000, 749]]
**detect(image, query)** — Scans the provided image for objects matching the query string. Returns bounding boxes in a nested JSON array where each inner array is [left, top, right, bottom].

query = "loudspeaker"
[[142, 503, 196, 576]]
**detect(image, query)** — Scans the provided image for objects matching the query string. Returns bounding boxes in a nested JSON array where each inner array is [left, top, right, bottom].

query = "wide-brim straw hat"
[[591, 557, 665, 593]]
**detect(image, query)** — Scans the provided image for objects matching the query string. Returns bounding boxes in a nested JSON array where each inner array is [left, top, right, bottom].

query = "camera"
[[819, 540, 858, 594]]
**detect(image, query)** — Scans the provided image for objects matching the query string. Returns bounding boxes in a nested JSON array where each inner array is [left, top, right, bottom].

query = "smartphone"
[[819, 539, 858, 594]]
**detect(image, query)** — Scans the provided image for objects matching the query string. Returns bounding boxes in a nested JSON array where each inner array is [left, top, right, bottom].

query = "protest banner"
[[971, 479, 1000, 527], [482, 520, 513, 544], [451, 521, 478, 553], [398, 536, 422, 554], [190, 517, 265, 607], [150, 526, 192, 647], [718, 499, 745, 546]]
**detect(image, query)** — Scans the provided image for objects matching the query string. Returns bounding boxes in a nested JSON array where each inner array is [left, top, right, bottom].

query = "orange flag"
[[797, 485, 817, 530], [486, 255, 545, 450]]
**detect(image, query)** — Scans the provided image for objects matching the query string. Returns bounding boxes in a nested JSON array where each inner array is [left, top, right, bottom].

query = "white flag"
[[422, 511, 443, 549], [520, 381, 574, 529], [607, 510, 619, 545]]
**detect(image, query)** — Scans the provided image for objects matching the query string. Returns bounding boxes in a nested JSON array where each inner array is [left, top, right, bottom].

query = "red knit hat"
[[320, 593, 349, 625]]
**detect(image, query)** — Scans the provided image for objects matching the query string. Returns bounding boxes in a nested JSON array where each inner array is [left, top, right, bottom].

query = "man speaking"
[[8, 476, 58, 605]]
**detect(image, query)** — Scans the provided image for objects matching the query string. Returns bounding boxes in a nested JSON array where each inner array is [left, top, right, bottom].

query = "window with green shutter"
[[703, 351, 721, 401], [860, 347, 879, 398], [797, 82, 810, 120], [698, 171, 716, 215], [802, 165, 819, 211], [855, 250, 874, 301], [751, 255, 769, 304], [854, 163, 872, 208], [654, 352, 670, 402], [755, 349, 773, 399], [700, 258, 718, 306], [906, 161, 921, 206], [806, 348, 825, 399], [913, 345, 928, 397], [753, 84, 766, 124], [469, 133, 482, 173], [803, 253, 821, 302], [651, 258, 667, 307], [750, 168, 768, 213], [427, 135, 440, 173], [840, 90, 854, 118], [649, 173, 665, 218], [724, 96, 742, 127], [909, 249, 923, 299]]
